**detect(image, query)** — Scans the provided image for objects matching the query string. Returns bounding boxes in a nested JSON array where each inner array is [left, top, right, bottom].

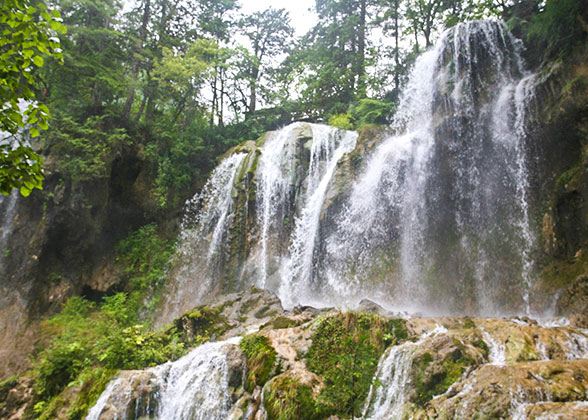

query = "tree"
[[240, 7, 294, 113], [0, 0, 65, 195]]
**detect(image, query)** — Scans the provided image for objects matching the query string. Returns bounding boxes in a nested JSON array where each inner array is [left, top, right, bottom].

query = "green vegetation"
[[239, 334, 277, 393], [305, 312, 407, 418], [0, 0, 65, 195], [115, 223, 174, 313], [526, 0, 588, 58], [413, 349, 475, 407], [32, 295, 185, 419], [264, 376, 319, 420]]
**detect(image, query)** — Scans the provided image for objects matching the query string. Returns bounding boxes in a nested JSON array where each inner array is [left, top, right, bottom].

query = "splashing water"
[[324, 20, 537, 315], [363, 326, 448, 419], [86, 338, 241, 420]]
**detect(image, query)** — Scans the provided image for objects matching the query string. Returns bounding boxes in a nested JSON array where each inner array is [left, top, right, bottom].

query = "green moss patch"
[[305, 312, 407, 418], [413, 348, 475, 407], [239, 334, 277, 393], [264, 376, 319, 420]]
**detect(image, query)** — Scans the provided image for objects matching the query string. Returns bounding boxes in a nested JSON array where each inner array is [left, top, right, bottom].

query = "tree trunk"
[[123, 0, 150, 121], [356, 0, 367, 97]]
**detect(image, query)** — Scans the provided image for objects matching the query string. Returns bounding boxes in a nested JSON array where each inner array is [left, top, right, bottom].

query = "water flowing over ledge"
[[157, 20, 542, 321]]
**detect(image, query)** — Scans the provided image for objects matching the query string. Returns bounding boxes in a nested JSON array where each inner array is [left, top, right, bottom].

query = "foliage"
[[32, 293, 186, 419], [44, 113, 129, 182], [0, 0, 65, 195], [305, 312, 407, 417], [264, 376, 319, 420], [527, 0, 588, 57], [0, 142, 44, 196], [239, 333, 277, 392], [328, 113, 354, 130], [349, 98, 394, 126], [116, 223, 173, 296]]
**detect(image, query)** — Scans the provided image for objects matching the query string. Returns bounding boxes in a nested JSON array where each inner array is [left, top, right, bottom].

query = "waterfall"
[[86, 338, 241, 420], [362, 326, 447, 419], [0, 190, 18, 274], [324, 20, 537, 315], [252, 122, 358, 304], [181, 152, 248, 261], [165, 19, 541, 319], [278, 125, 357, 307]]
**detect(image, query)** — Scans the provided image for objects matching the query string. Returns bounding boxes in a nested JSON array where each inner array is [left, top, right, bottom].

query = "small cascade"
[[363, 326, 447, 419], [481, 328, 506, 365], [563, 330, 588, 359], [362, 343, 414, 420], [86, 338, 241, 420], [0, 190, 18, 274]]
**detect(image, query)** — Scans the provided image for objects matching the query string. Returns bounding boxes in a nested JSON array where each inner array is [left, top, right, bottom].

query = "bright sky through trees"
[[240, 0, 316, 35]]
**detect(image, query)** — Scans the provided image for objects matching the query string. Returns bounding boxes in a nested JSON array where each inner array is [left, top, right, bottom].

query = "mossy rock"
[[264, 376, 319, 420], [270, 316, 300, 329], [173, 305, 228, 345], [239, 334, 277, 393], [304, 312, 408, 418]]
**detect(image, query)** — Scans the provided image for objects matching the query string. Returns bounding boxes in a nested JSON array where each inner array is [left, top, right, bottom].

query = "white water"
[[481, 329, 507, 365], [0, 190, 18, 273], [86, 338, 241, 420], [256, 124, 301, 286], [363, 326, 448, 419], [181, 153, 247, 261], [279, 125, 357, 307], [322, 20, 537, 315], [254, 122, 357, 305]]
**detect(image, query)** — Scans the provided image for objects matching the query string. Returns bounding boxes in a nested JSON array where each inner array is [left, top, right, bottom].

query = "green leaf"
[[32, 55, 44, 67]]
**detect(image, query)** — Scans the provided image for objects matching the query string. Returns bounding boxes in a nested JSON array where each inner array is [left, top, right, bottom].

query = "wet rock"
[[0, 376, 34, 420], [556, 275, 588, 327], [357, 298, 390, 315]]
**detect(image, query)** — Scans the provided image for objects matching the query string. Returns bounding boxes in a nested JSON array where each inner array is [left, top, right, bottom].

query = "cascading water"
[[322, 20, 538, 315], [86, 338, 241, 420], [163, 19, 541, 321], [254, 123, 357, 303], [0, 190, 18, 274], [362, 326, 447, 419], [277, 125, 357, 307]]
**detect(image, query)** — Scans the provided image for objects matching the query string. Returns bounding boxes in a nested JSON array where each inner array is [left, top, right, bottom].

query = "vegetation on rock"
[[305, 312, 407, 418], [239, 333, 277, 393]]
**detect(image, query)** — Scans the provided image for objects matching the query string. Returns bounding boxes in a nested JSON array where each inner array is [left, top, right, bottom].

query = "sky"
[[240, 0, 317, 36]]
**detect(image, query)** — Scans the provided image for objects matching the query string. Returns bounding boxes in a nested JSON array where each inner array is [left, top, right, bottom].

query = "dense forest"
[[3, 0, 584, 207], [2, 0, 588, 419]]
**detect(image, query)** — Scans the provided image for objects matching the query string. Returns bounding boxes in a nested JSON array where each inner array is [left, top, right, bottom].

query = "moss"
[[254, 305, 273, 318], [264, 376, 319, 420], [271, 316, 299, 329], [174, 304, 228, 345], [305, 312, 408, 417], [462, 317, 476, 329], [413, 351, 472, 407], [239, 334, 277, 393]]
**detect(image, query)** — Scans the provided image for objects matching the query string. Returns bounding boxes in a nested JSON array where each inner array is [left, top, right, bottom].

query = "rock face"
[[157, 20, 584, 323], [83, 297, 588, 420], [0, 145, 171, 378]]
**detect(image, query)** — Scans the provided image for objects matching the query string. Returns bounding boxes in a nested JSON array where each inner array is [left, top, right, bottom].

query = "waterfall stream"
[[86, 338, 241, 420]]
